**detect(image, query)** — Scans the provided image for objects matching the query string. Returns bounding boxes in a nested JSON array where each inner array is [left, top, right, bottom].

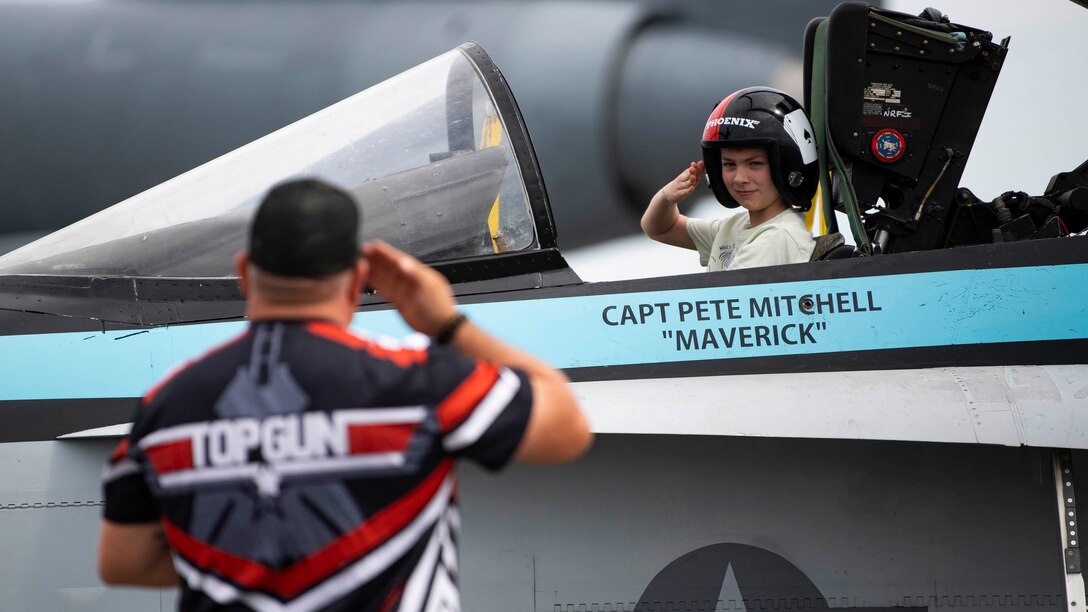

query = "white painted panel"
[[575, 365, 1088, 448]]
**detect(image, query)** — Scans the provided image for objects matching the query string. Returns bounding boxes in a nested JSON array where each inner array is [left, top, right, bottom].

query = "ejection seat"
[[803, 2, 1008, 255], [809, 232, 854, 261], [803, 2, 1088, 256]]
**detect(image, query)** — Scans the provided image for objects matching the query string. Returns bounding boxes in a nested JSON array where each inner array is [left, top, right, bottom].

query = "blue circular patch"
[[871, 128, 905, 163]]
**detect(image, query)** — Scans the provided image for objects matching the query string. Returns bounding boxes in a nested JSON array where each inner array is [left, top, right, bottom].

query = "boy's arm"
[[641, 162, 703, 249]]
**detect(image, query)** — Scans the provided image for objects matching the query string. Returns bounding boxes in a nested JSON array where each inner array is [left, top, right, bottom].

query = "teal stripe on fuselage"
[[1, 264, 1086, 401]]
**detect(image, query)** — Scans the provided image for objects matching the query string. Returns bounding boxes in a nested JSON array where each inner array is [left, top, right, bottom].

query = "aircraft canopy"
[[0, 44, 544, 278]]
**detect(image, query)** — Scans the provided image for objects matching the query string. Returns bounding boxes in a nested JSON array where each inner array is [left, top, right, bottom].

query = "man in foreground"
[[98, 178, 593, 610]]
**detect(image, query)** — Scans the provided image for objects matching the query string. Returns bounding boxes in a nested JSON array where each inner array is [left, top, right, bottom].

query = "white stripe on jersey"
[[332, 406, 426, 426], [158, 464, 260, 489], [423, 563, 459, 612], [101, 457, 140, 484], [139, 422, 211, 449], [157, 452, 409, 490], [439, 507, 459, 576], [140, 406, 425, 451], [442, 368, 520, 452], [400, 507, 460, 612]]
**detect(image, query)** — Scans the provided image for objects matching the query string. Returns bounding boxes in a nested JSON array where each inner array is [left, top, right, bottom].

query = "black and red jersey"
[[102, 320, 532, 611]]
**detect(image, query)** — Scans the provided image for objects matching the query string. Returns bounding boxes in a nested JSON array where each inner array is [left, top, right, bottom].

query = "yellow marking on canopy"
[[481, 114, 508, 252]]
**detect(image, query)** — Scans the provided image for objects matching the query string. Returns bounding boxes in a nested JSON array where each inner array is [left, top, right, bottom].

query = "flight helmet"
[[701, 87, 819, 211]]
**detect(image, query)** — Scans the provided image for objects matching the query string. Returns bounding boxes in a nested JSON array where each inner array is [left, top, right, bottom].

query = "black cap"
[[249, 179, 360, 277]]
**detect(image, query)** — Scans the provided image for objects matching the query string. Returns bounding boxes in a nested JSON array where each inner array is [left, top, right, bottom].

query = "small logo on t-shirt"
[[717, 244, 735, 267]]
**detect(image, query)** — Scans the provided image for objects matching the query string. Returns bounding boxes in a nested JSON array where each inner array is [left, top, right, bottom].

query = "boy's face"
[[719, 148, 787, 223]]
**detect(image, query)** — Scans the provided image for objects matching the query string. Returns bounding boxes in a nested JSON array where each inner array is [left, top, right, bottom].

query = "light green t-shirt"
[[686, 208, 815, 271]]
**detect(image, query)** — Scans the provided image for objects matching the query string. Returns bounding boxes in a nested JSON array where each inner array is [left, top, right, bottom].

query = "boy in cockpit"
[[641, 87, 819, 271]]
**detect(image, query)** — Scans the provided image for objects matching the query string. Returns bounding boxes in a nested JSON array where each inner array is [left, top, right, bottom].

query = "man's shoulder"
[[304, 320, 430, 369]]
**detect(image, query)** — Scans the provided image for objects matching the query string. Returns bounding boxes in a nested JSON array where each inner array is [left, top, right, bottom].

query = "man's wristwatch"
[[433, 313, 468, 345]]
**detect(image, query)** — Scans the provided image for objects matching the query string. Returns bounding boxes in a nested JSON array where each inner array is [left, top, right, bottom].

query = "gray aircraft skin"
[[0, 0, 835, 254], [1, 3, 1088, 612]]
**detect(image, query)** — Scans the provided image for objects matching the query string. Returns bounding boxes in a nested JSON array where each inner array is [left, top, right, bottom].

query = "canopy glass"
[[0, 46, 538, 277]]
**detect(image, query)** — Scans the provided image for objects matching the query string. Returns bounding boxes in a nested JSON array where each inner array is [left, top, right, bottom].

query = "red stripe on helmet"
[[702, 91, 740, 142]]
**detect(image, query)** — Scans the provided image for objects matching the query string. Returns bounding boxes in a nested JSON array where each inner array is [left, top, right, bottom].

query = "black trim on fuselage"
[[564, 338, 1088, 382], [1, 397, 135, 443]]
